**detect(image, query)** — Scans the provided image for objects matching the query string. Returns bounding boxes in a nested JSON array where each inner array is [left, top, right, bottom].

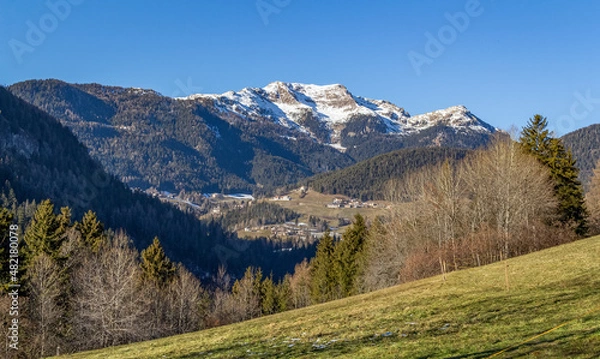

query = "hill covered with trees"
[[303, 147, 471, 200], [562, 123, 600, 187]]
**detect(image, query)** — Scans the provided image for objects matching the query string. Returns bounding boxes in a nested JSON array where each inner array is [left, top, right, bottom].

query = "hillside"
[[9, 80, 496, 195], [0, 86, 207, 259], [304, 147, 471, 200], [57, 236, 600, 358], [562, 124, 600, 187], [0, 86, 306, 277]]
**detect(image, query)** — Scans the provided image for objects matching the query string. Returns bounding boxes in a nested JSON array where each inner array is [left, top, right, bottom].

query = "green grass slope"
[[58, 237, 600, 358]]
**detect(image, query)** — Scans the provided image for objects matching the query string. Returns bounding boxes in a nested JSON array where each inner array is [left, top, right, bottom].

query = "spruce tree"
[[77, 210, 106, 252], [22, 201, 72, 350], [310, 230, 335, 303], [140, 237, 176, 288], [519, 115, 588, 235], [57, 206, 72, 235], [334, 214, 368, 297], [275, 274, 292, 312], [546, 138, 588, 235], [260, 274, 276, 315], [519, 115, 552, 157], [0, 207, 13, 240], [24, 200, 67, 260]]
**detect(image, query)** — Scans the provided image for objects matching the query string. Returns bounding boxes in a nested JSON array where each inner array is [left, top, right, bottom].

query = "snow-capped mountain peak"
[[407, 105, 495, 133], [177, 82, 496, 150]]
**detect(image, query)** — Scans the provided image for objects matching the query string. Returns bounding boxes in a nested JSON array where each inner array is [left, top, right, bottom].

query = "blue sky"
[[1, 0, 600, 135]]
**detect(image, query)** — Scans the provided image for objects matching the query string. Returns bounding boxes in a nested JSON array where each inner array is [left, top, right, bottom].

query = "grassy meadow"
[[57, 236, 600, 358]]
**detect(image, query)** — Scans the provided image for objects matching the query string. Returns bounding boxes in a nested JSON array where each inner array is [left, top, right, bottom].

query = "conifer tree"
[[275, 274, 292, 312], [310, 231, 335, 303], [260, 274, 276, 315], [334, 214, 368, 297], [0, 182, 17, 211], [57, 206, 72, 235], [0, 207, 13, 241], [519, 115, 588, 235], [546, 138, 588, 235], [140, 237, 176, 288], [22, 202, 73, 355], [24, 200, 67, 260], [251, 267, 263, 300], [519, 115, 552, 157], [77, 210, 106, 252]]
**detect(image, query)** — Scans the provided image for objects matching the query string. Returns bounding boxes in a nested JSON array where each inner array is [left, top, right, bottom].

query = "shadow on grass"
[[172, 333, 403, 358], [445, 327, 600, 359]]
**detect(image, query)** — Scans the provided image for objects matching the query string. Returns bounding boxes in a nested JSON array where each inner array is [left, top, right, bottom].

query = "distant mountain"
[[303, 147, 471, 200], [183, 81, 497, 161], [9, 79, 498, 195], [0, 86, 310, 278], [562, 124, 600, 187]]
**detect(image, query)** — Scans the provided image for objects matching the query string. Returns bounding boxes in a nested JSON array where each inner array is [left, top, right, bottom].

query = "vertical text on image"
[[7, 224, 20, 351]]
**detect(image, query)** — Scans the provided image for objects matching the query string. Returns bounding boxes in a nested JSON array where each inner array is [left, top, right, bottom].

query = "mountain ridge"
[[178, 81, 498, 151], [9, 79, 498, 194]]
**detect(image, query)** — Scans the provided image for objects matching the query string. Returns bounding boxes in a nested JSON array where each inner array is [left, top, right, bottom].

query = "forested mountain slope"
[[9, 80, 497, 195], [304, 147, 471, 200], [562, 123, 600, 187]]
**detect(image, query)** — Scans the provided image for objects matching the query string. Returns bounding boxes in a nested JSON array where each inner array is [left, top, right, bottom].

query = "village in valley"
[[244, 188, 389, 242], [141, 186, 389, 243]]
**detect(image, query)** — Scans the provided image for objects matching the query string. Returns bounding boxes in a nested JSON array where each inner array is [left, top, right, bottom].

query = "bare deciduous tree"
[[464, 135, 557, 257], [26, 253, 63, 358], [72, 231, 149, 350], [372, 135, 559, 286], [164, 264, 207, 334], [361, 218, 405, 291], [206, 266, 235, 327]]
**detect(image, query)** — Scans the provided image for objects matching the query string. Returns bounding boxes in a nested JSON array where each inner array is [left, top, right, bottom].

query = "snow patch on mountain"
[[407, 105, 495, 133]]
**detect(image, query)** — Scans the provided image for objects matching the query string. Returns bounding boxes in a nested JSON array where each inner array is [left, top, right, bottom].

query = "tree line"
[[0, 197, 320, 357], [0, 200, 206, 357], [218, 202, 301, 232]]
